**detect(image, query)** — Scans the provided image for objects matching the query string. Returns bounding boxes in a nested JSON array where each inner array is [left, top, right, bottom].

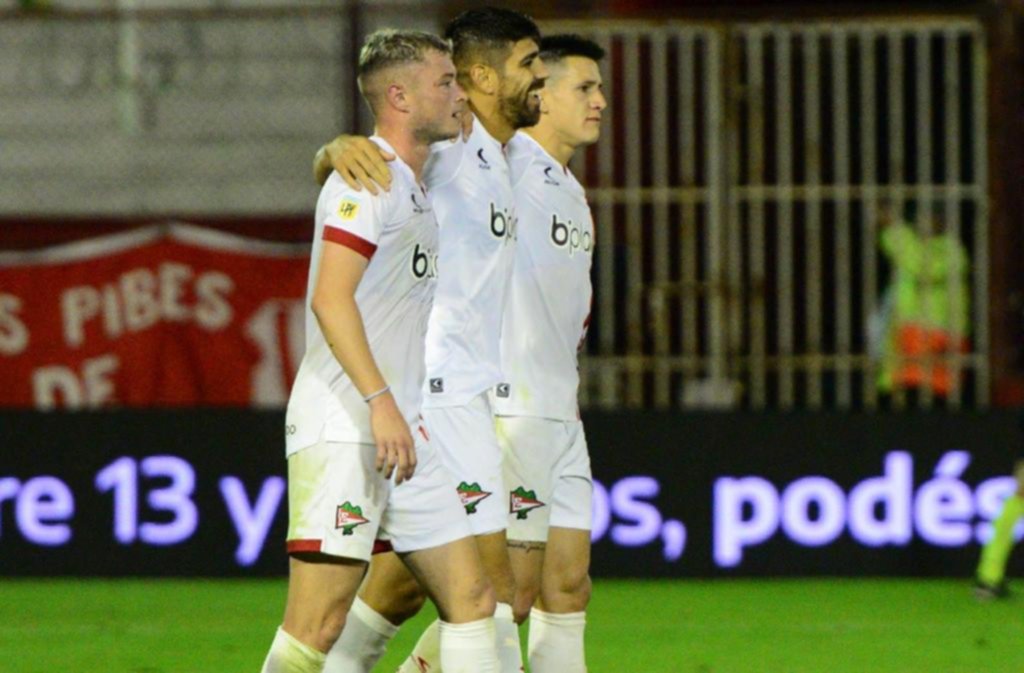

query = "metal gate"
[[545, 19, 989, 411]]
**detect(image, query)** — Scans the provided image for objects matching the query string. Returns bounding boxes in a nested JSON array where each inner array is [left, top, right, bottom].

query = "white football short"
[[422, 392, 507, 536], [285, 424, 471, 561], [496, 416, 593, 542]]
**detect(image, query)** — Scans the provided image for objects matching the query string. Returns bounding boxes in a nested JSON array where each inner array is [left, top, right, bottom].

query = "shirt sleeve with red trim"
[[320, 178, 394, 259]]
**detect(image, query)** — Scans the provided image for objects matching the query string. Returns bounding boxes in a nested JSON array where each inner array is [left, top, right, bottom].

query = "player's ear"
[[538, 89, 550, 115], [468, 63, 497, 95], [385, 82, 410, 112]]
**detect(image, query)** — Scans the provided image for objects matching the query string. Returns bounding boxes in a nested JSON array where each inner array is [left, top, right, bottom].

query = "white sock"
[[397, 619, 441, 673], [528, 609, 586, 673], [494, 602, 523, 673], [324, 597, 399, 673], [440, 617, 500, 673], [261, 626, 327, 673]]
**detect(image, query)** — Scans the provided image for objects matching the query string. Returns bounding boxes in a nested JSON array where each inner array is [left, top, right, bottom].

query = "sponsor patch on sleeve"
[[337, 197, 361, 220]]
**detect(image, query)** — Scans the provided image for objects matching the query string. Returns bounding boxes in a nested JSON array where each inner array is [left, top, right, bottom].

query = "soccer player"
[[975, 454, 1024, 599], [495, 33, 607, 673], [312, 9, 548, 673], [260, 30, 499, 673]]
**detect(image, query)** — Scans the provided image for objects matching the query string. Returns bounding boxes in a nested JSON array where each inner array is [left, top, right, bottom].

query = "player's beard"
[[499, 78, 543, 130]]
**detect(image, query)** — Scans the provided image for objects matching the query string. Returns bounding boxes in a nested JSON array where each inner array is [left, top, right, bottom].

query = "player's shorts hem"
[[286, 539, 323, 554]]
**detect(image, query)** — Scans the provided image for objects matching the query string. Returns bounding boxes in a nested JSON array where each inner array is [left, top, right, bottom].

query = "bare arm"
[[314, 135, 396, 194], [312, 242, 416, 484]]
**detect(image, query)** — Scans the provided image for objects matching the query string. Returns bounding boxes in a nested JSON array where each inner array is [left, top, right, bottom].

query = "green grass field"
[[0, 578, 1021, 672]]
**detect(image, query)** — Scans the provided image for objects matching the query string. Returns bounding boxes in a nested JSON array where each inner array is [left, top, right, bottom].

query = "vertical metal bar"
[[860, 30, 879, 409], [804, 30, 823, 408], [650, 31, 672, 407], [834, 30, 853, 407], [595, 32, 617, 408], [707, 29, 728, 388], [915, 30, 935, 408], [776, 29, 795, 408], [747, 29, 767, 408], [972, 28, 990, 405], [678, 32, 700, 398], [888, 29, 906, 409], [623, 34, 645, 407], [944, 30, 963, 409]]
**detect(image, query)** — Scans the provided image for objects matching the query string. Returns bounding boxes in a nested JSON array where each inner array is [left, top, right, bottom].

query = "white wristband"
[[363, 385, 390, 403]]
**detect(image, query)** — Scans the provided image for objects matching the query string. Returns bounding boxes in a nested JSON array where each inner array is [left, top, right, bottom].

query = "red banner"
[[0, 224, 310, 409]]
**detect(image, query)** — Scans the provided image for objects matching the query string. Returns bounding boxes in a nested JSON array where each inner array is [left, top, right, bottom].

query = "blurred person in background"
[[869, 203, 970, 399], [260, 29, 499, 673], [314, 8, 547, 673], [975, 420, 1024, 600]]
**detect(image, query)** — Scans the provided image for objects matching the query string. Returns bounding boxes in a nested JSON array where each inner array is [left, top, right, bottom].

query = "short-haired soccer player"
[[313, 8, 548, 673], [496, 34, 608, 673], [259, 30, 499, 673]]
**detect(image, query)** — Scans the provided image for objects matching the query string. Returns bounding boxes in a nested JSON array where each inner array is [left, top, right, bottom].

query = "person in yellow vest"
[[873, 204, 970, 398]]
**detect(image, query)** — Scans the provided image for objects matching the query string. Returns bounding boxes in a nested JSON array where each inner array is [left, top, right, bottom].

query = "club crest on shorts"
[[510, 486, 545, 519], [456, 481, 492, 514], [335, 501, 370, 535]]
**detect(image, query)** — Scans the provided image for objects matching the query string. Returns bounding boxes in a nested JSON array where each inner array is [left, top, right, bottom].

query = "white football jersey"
[[286, 137, 439, 455], [494, 131, 594, 421], [420, 116, 517, 408]]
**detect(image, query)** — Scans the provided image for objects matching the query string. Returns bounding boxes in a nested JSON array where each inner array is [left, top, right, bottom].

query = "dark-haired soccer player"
[[496, 33, 607, 673], [260, 29, 499, 673], [314, 8, 547, 673]]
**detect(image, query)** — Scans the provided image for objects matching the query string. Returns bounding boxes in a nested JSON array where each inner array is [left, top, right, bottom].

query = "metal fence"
[[555, 19, 989, 411], [0, 10, 990, 411]]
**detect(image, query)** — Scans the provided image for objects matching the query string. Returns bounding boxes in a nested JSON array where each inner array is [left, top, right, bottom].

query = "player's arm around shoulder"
[[313, 182, 415, 484], [314, 135, 396, 194]]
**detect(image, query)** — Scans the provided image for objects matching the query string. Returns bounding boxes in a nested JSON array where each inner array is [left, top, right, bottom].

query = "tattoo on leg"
[[508, 540, 546, 554]]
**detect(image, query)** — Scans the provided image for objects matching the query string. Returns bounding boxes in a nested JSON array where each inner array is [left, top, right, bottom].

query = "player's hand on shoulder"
[[325, 135, 396, 195], [368, 392, 417, 485]]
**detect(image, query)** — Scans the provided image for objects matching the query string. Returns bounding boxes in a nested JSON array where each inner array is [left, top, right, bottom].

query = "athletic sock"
[[494, 602, 524, 672], [440, 617, 500, 673], [261, 626, 327, 673], [323, 597, 399, 673], [527, 608, 587, 673], [978, 494, 1024, 586], [397, 619, 441, 672]]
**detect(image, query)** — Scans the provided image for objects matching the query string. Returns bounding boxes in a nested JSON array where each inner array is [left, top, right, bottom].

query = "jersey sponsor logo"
[[550, 214, 593, 257], [410, 193, 427, 214], [337, 197, 360, 220], [429, 377, 444, 393], [410, 243, 439, 280], [496, 382, 510, 398], [510, 486, 546, 519], [477, 148, 490, 169], [335, 501, 370, 535], [489, 202, 517, 242], [457, 481, 492, 514], [543, 165, 560, 186]]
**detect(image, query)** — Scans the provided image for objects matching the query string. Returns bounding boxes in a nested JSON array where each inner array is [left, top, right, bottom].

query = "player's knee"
[[468, 578, 498, 621], [512, 585, 538, 624], [543, 570, 591, 612], [379, 582, 427, 624], [311, 609, 348, 652]]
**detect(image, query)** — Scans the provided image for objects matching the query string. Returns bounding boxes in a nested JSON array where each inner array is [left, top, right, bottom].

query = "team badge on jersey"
[[337, 197, 360, 220], [457, 481, 492, 514], [335, 501, 370, 535], [509, 486, 545, 519]]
